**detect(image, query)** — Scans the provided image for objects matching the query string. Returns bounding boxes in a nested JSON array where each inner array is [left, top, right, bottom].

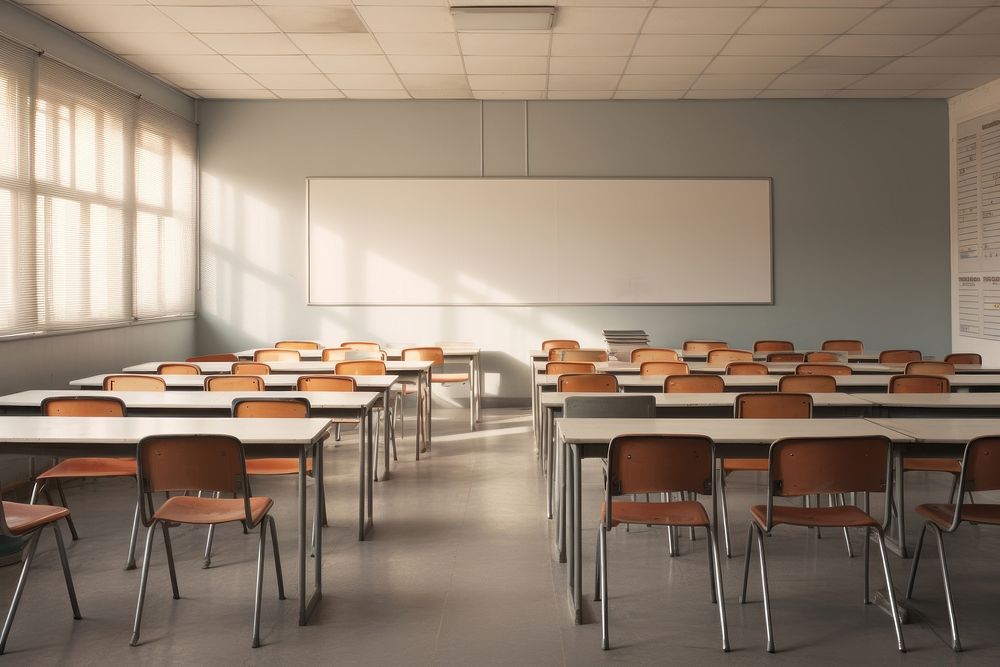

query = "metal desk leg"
[[381, 390, 391, 481], [530, 358, 539, 442], [554, 432, 566, 563], [426, 369, 433, 451], [886, 447, 909, 558], [415, 372, 425, 459], [312, 441, 323, 609], [475, 352, 483, 423], [544, 407, 552, 519], [367, 408, 375, 536], [568, 444, 583, 624], [358, 412, 368, 541], [298, 446, 321, 624], [469, 357, 476, 431]]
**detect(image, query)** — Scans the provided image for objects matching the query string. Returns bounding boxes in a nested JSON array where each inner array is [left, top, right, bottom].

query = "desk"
[[0, 416, 332, 626], [0, 390, 379, 542], [554, 417, 913, 625], [862, 392, 1000, 417]]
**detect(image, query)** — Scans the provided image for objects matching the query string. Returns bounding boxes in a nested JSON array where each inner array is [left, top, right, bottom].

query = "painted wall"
[[197, 98, 950, 403]]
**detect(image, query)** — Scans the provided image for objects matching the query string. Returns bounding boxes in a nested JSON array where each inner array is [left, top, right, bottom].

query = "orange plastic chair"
[[821, 339, 864, 352], [545, 361, 596, 375], [561, 349, 609, 363], [103, 375, 167, 391], [157, 363, 200, 375], [130, 434, 284, 649], [944, 353, 981, 365], [341, 341, 381, 351], [706, 349, 752, 367], [598, 434, 729, 652], [904, 361, 954, 375], [739, 436, 905, 654], [639, 361, 689, 376], [402, 347, 470, 385], [804, 351, 840, 362], [665, 375, 724, 393], [320, 347, 352, 361], [795, 363, 852, 376], [542, 339, 580, 352], [880, 349, 922, 364], [233, 362, 270, 376], [557, 374, 618, 392], [905, 436, 1000, 651], [889, 375, 960, 496], [334, 360, 395, 456], [254, 348, 300, 362], [187, 353, 238, 363], [630, 348, 679, 363], [296, 375, 357, 392], [726, 362, 768, 376], [204, 375, 264, 391], [547, 347, 575, 361], [754, 340, 794, 352], [766, 352, 805, 363], [778, 374, 836, 393], [684, 341, 728, 353], [275, 340, 320, 350]]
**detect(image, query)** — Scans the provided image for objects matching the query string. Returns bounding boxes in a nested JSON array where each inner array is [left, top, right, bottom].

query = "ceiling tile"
[[613, 90, 685, 99], [550, 57, 627, 75], [327, 73, 404, 89], [561, 0, 652, 5], [159, 7, 278, 33], [691, 73, 777, 89], [228, 55, 319, 74], [704, 56, 803, 74], [30, 6, 183, 33], [550, 34, 633, 56], [848, 8, 980, 34], [472, 91, 545, 100], [352, 0, 447, 5], [460, 33, 550, 56], [911, 36, 1000, 57], [626, 56, 712, 74], [152, 0, 255, 5], [739, 8, 874, 34], [288, 33, 382, 55], [254, 0, 352, 5], [618, 74, 697, 89], [467, 74, 547, 90], [389, 55, 465, 74], [553, 8, 649, 33], [632, 34, 729, 56], [909, 89, 967, 98], [260, 7, 367, 33], [951, 8, 1000, 34], [722, 35, 835, 56], [378, 33, 459, 55], [465, 56, 548, 75], [762, 0, 886, 6], [769, 73, 864, 88], [656, 0, 760, 6], [254, 73, 339, 89], [342, 90, 411, 99], [817, 34, 934, 56], [125, 54, 241, 74], [399, 74, 469, 90], [935, 73, 1000, 89], [548, 74, 622, 90], [273, 90, 348, 99], [82, 32, 215, 55], [21, 0, 158, 4], [311, 55, 394, 73], [357, 7, 454, 32], [847, 73, 949, 88], [190, 89, 278, 99], [166, 72, 262, 89], [787, 56, 893, 74], [835, 89, 919, 97], [643, 8, 755, 34], [886, 0, 995, 6], [877, 57, 1000, 75], [756, 89, 837, 98], [409, 89, 473, 99], [685, 90, 763, 99], [197, 33, 301, 55], [546, 91, 614, 100]]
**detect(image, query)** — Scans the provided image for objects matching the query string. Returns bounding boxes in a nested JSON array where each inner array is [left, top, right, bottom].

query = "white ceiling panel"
[[618, 74, 698, 89], [788, 56, 893, 74], [626, 56, 712, 74], [722, 35, 834, 55], [399, 74, 469, 90], [848, 73, 950, 88], [643, 8, 754, 34], [260, 7, 366, 33], [704, 55, 803, 73], [686, 89, 765, 99], [30, 6, 183, 33], [190, 89, 277, 98], [877, 57, 1000, 75], [554, 8, 649, 34], [739, 8, 875, 34], [691, 73, 777, 89], [160, 7, 278, 33], [467, 74, 547, 90], [632, 34, 730, 56], [817, 34, 935, 56], [757, 89, 836, 98], [548, 74, 622, 90], [466, 56, 549, 74], [388, 55, 464, 74], [911, 35, 1000, 57], [769, 73, 864, 88], [275, 90, 348, 99], [614, 90, 684, 99], [848, 8, 980, 34], [459, 33, 550, 56], [82, 31, 215, 55], [254, 73, 339, 89], [167, 72, 262, 89], [342, 89, 410, 98], [550, 34, 634, 56], [409, 89, 473, 99], [357, 7, 454, 32], [546, 91, 614, 100], [835, 89, 918, 97], [763, 1, 886, 6], [125, 54, 242, 74], [951, 8, 1000, 34], [473, 90, 544, 99], [549, 57, 627, 75], [288, 33, 381, 55], [377, 33, 459, 55], [327, 73, 403, 89], [311, 55, 395, 73], [196, 33, 301, 55], [228, 55, 319, 74]]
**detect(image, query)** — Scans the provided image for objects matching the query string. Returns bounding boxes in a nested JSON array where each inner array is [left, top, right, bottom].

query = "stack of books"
[[603, 329, 650, 362]]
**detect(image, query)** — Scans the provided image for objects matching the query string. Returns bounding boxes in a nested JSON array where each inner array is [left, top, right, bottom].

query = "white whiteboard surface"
[[307, 178, 772, 305]]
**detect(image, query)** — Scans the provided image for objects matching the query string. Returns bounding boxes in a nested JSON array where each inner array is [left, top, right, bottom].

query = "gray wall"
[[197, 98, 950, 403]]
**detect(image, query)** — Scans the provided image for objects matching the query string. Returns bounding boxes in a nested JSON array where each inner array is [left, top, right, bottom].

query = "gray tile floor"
[[1, 408, 999, 665]]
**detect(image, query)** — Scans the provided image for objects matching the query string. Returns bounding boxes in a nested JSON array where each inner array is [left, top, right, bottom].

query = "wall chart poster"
[[956, 108, 1000, 340]]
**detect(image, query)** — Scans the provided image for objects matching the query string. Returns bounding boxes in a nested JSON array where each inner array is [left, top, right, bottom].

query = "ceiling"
[[14, 0, 1000, 100]]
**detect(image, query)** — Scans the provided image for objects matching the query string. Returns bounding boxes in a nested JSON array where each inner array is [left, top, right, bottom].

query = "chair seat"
[[37, 457, 137, 479], [916, 502, 1000, 528], [246, 458, 312, 476], [603, 500, 710, 528], [152, 496, 273, 527], [903, 457, 961, 474], [750, 503, 879, 529], [1, 501, 71, 536], [723, 458, 768, 472], [432, 373, 469, 384]]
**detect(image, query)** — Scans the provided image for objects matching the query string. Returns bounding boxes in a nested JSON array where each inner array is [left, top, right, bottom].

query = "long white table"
[[535, 361, 999, 376], [0, 416, 333, 626]]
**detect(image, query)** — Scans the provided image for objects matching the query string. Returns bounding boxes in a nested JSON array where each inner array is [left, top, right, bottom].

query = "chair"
[[204, 375, 264, 391], [665, 375, 724, 393], [706, 349, 752, 367], [275, 340, 320, 350], [545, 361, 596, 375], [233, 362, 271, 375], [754, 340, 794, 352], [102, 375, 167, 391], [597, 434, 729, 652], [905, 436, 1000, 651], [254, 348, 300, 362], [778, 374, 837, 393], [341, 341, 381, 351], [335, 360, 396, 459], [804, 351, 840, 362], [542, 339, 580, 352], [321, 347, 352, 361], [822, 339, 864, 352], [639, 361, 689, 376], [187, 353, 238, 363], [905, 361, 955, 375], [130, 434, 284, 648], [297, 375, 358, 443], [157, 363, 200, 375], [562, 349, 609, 363], [880, 350, 922, 364], [557, 374, 618, 392], [889, 374, 950, 394], [400, 346, 472, 434], [684, 341, 728, 353], [767, 352, 805, 363], [726, 362, 768, 376], [630, 347, 679, 363], [739, 436, 905, 653], [0, 486, 80, 655], [944, 353, 981, 365], [547, 347, 576, 361], [795, 363, 852, 376]]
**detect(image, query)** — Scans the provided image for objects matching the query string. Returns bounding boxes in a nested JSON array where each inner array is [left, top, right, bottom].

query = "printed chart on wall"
[[956, 108, 1000, 339]]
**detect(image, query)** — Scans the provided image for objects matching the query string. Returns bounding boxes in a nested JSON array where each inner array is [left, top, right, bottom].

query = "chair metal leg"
[[29, 480, 43, 505], [707, 524, 717, 603], [0, 530, 43, 655], [594, 526, 602, 602], [252, 520, 267, 648], [161, 524, 179, 600], [719, 475, 732, 558], [203, 523, 217, 569], [52, 523, 82, 620], [130, 523, 158, 647], [929, 524, 960, 651], [755, 525, 775, 653], [125, 500, 141, 570], [334, 423, 342, 442], [268, 516, 285, 600], [599, 525, 609, 650], [904, 523, 929, 600], [708, 527, 731, 652], [864, 526, 871, 604], [739, 523, 754, 604], [53, 480, 80, 541], [875, 529, 907, 652]]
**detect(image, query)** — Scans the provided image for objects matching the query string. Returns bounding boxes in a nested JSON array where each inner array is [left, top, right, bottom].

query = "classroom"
[[1, 0, 999, 664]]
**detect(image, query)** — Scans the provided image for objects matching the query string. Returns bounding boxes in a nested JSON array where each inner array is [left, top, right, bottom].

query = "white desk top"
[[0, 390, 379, 412], [868, 418, 1000, 444], [122, 361, 430, 375], [237, 346, 480, 360], [540, 392, 870, 409], [861, 393, 1000, 408], [70, 374, 397, 390], [535, 374, 781, 389]]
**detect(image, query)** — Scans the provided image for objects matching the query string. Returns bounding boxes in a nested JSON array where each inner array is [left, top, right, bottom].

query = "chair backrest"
[[735, 392, 812, 419], [341, 341, 381, 351], [561, 349, 609, 362], [945, 353, 982, 365], [706, 349, 752, 366], [296, 375, 357, 392], [547, 347, 574, 361], [255, 348, 300, 362], [41, 395, 126, 417], [767, 352, 805, 362], [639, 361, 689, 377], [888, 374, 950, 394], [545, 361, 596, 375], [664, 374, 724, 393], [557, 374, 619, 393], [232, 361, 271, 376], [795, 363, 852, 376], [232, 396, 310, 418], [778, 374, 836, 393], [103, 375, 166, 391], [879, 349, 922, 364], [401, 346, 445, 365], [821, 339, 863, 352], [204, 375, 264, 391], [753, 340, 794, 352], [157, 363, 200, 375], [683, 340, 727, 353], [321, 347, 352, 362], [630, 347, 679, 363], [186, 353, 238, 363], [335, 360, 387, 376], [542, 339, 579, 352], [804, 351, 840, 362], [961, 436, 1000, 494], [905, 361, 955, 376], [275, 340, 320, 350], [726, 361, 768, 376], [563, 395, 656, 419]]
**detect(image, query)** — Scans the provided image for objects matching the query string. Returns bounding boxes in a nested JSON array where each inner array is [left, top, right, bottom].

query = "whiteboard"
[[307, 178, 772, 305]]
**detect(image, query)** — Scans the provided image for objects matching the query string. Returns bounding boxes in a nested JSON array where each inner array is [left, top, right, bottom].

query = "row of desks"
[[530, 348, 882, 363]]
